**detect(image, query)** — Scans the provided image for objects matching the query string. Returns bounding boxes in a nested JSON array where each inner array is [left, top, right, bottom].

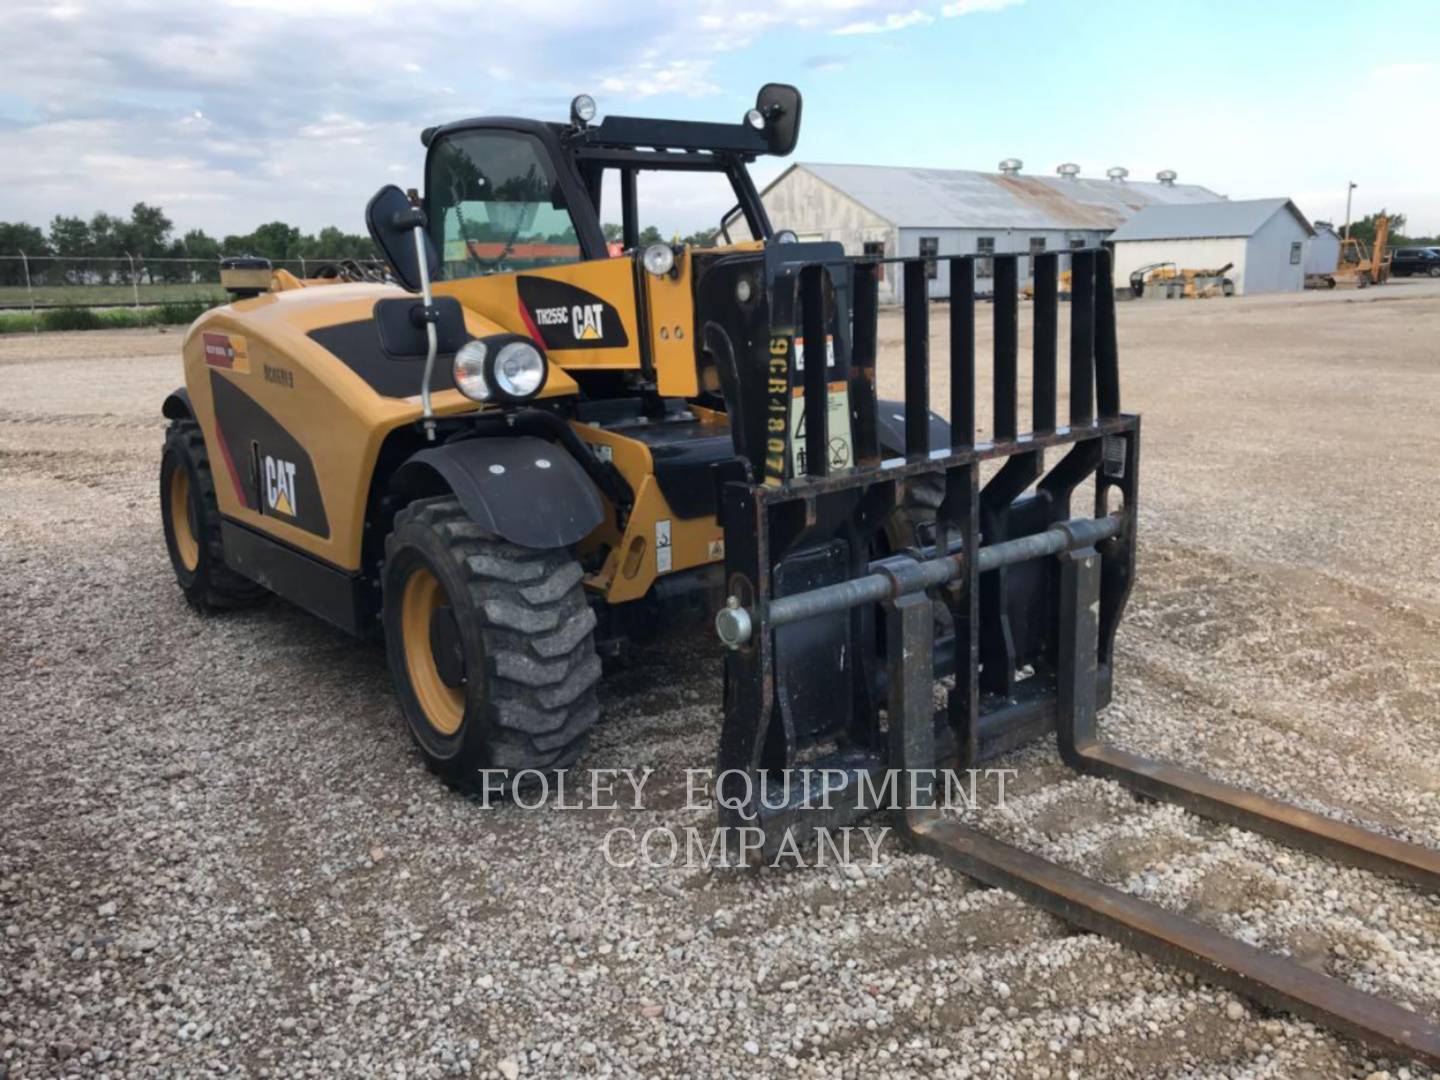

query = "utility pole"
[[1343, 181, 1357, 241]]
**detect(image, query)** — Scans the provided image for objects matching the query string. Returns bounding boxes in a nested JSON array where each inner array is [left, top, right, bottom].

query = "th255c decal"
[[516, 277, 629, 351]]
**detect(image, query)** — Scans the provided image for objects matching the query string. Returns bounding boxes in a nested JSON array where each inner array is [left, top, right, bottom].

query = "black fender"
[[391, 435, 604, 550], [875, 398, 950, 457], [162, 387, 193, 421]]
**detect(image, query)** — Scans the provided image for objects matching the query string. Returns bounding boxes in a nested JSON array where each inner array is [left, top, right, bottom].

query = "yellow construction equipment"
[[1328, 214, 1391, 288], [158, 89, 1440, 1071], [1128, 261, 1235, 299]]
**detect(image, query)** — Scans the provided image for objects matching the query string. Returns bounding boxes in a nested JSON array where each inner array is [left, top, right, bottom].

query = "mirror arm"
[[410, 224, 440, 441]]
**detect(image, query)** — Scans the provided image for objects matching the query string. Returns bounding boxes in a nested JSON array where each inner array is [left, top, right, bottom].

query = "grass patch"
[[0, 283, 227, 309], [150, 299, 213, 326], [40, 306, 108, 331], [0, 301, 220, 334], [0, 312, 39, 333]]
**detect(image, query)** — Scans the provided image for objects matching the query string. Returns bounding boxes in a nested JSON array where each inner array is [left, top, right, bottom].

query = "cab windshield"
[[427, 129, 582, 278]]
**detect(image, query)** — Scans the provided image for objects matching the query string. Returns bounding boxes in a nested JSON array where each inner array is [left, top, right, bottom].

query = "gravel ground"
[[2, 281, 1439, 1079]]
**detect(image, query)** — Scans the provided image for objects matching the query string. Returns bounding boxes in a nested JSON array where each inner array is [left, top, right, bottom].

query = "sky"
[[1, 0, 1437, 242]]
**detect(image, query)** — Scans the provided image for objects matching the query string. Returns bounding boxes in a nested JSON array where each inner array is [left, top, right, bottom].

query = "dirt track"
[[2, 281, 1439, 1079]]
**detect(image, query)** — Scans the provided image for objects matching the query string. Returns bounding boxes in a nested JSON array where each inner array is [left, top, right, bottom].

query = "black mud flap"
[[392, 435, 604, 549]]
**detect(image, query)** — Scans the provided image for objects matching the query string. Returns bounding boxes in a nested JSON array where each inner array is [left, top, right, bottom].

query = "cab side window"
[[428, 130, 582, 278]]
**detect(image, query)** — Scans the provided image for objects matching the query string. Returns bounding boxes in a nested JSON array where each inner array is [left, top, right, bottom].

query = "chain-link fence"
[[0, 254, 388, 332]]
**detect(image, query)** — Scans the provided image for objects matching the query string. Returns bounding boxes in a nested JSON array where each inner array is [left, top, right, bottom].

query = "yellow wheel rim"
[[169, 466, 200, 572], [401, 567, 465, 737]]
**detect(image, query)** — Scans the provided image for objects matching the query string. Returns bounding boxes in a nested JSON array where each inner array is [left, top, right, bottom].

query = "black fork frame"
[[715, 247, 1440, 1069], [718, 248, 1137, 833]]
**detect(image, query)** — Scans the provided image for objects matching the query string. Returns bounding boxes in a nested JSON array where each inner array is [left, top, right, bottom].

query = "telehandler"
[[160, 88, 1440, 1068]]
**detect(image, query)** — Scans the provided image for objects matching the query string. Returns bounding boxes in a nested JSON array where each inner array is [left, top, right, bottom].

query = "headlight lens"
[[773, 229, 798, 244], [744, 108, 765, 130], [491, 340, 547, 399], [454, 340, 491, 401], [642, 243, 675, 277]]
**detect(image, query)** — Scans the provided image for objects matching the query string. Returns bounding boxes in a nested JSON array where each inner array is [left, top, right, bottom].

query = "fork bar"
[[1073, 743, 1440, 893], [907, 816, 1440, 1070], [715, 515, 1121, 647], [885, 571, 1440, 1071]]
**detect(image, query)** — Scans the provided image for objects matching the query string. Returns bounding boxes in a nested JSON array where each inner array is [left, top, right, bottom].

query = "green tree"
[[0, 221, 48, 255], [247, 221, 304, 262], [1345, 210, 1405, 246], [602, 222, 622, 242], [301, 226, 378, 264], [0, 222, 49, 285], [48, 215, 89, 255], [177, 229, 222, 282], [637, 225, 664, 246], [123, 202, 174, 278], [681, 227, 719, 248], [88, 211, 124, 257], [182, 229, 221, 261], [48, 215, 90, 284]]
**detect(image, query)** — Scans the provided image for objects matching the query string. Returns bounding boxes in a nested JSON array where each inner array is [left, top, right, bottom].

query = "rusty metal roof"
[[788, 162, 1222, 231]]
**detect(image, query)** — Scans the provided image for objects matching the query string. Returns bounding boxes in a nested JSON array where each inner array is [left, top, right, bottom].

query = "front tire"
[[382, 497, 602, 791], [160, 418, 266, 611]]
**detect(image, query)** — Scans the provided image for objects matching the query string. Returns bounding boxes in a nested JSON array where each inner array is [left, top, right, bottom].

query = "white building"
[[727, 161, 1222, 301], [1108, 198, 1315, 296], [1304, 220, 1342, 277]]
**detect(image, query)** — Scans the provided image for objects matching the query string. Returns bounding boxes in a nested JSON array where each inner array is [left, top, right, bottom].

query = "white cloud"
[[833, 9, 933, 34], [600, 59, 720, 99], [0, 0, 1028, 238], [941, 0, 1022, 15]]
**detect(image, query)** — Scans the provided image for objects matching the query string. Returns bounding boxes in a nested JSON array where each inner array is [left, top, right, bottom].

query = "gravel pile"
[[3, 284, 1439, 1078]]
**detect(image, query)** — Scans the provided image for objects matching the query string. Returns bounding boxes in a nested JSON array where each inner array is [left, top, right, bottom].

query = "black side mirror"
[[365, 184, 440, 293], [757, 83, 802, 157]]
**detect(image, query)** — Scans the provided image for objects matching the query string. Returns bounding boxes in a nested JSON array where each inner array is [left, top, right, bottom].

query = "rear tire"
[[160, 418, 267, 611], [382, 497, 601, 792]]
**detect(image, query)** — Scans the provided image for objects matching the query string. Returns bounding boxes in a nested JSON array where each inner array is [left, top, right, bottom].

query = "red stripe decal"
[[516, 296, 544, 346], [212, 415, 250, 509]]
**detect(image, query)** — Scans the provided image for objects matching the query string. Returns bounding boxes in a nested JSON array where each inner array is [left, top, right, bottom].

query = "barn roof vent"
[[1156, 169, 1177, 186], [1106, 166, 1129, 183], [998, 157, 1023, 175], [1057, 162, 1080, 180]]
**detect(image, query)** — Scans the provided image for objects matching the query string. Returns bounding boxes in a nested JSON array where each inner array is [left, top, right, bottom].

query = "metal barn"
[[1304, 221, 1342, 277], [1108, 198, 1315, 296], [727, 161, 1222, 302]]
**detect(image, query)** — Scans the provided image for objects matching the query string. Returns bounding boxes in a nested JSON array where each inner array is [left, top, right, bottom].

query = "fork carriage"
[[713, 245, 1440, 1069]]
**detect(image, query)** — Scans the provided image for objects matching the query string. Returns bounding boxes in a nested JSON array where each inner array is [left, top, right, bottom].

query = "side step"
[[882, 542, 1440, 1070]]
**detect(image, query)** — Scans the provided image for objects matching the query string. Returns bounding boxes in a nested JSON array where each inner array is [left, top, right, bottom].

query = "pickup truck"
[[1392, 246, 1440, 277]]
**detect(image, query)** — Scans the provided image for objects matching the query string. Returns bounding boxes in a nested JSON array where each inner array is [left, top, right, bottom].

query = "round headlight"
[[491, 340, 547, 400], [773, 229, 798, 244], [571, 94, 597, 125], [744, 107, 765, 130], [453, 340, 491, 401], [642, 243, 675, 277]]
